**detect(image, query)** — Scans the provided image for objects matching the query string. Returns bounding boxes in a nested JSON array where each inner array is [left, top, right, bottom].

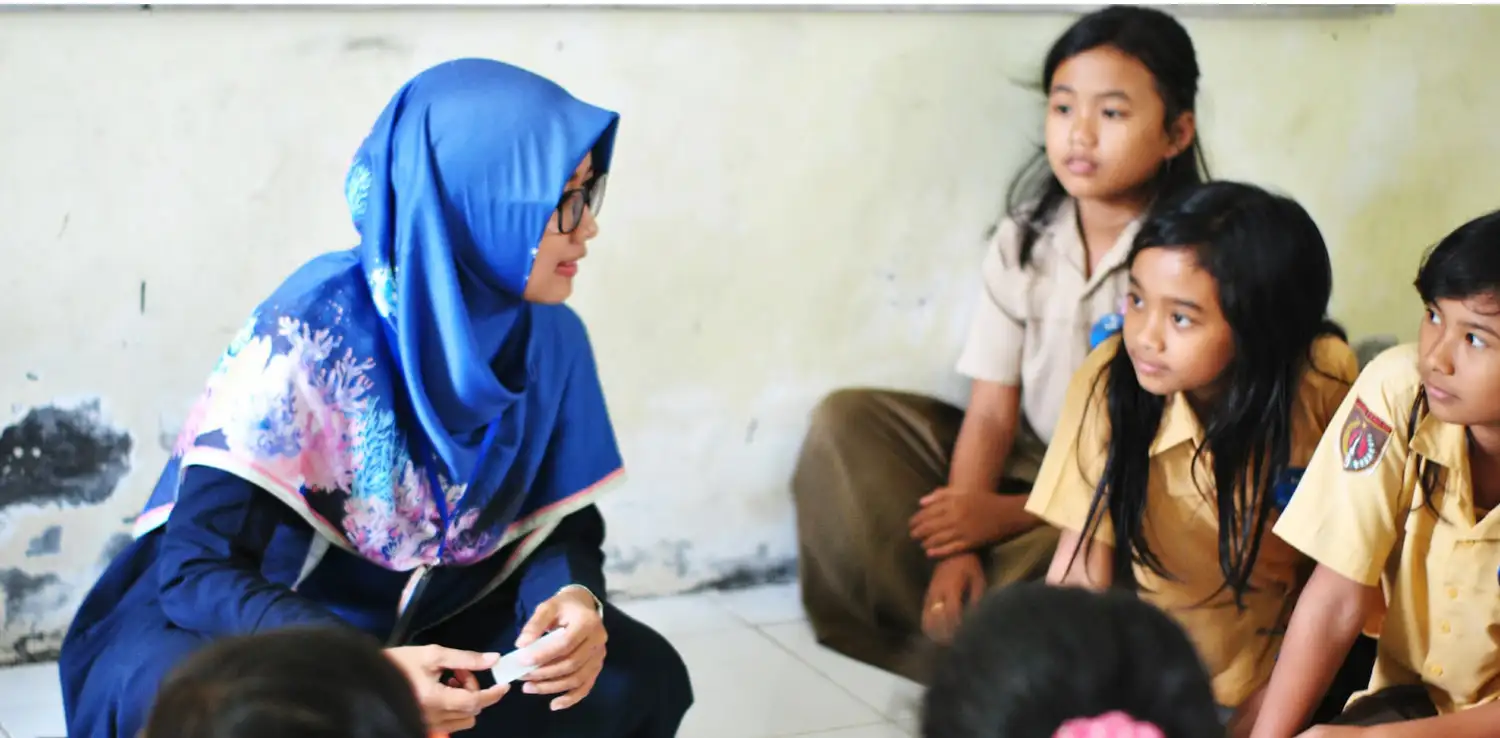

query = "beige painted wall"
[[1, 5, 1497, 665]]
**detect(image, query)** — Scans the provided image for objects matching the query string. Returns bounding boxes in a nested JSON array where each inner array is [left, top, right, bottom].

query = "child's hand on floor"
[[922, 553, 987, 643]]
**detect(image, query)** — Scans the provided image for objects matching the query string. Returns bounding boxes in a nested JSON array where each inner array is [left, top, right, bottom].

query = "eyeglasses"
[[554, 174, 608, 235]]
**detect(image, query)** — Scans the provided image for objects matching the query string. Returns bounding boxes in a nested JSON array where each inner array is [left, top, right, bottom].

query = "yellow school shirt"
[[1025, 334, 1359, 707], [1274, 343, 1500, 713]]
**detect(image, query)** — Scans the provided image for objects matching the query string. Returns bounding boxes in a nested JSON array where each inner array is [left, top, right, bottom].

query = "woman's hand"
[[386, 645, 508, 733], [514, 587, 608, 711]]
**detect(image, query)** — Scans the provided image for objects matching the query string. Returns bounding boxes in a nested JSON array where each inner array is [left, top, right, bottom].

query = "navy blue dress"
[[58, 466, 693, 738]]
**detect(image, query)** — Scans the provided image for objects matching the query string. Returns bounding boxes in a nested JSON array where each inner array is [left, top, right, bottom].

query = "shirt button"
[[1448, 587, 1460, 599], [1441, 622, 1453, 634], [1430, 664, 1445, 678]]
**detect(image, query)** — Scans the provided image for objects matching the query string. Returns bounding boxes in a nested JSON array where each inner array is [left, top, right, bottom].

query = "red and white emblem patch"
[[1340, 398, 1393, 473]]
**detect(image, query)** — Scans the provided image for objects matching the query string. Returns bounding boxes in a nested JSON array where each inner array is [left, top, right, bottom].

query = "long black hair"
[[145, 627, 426, 738], [1407, 208, 1500, 513], [1077, 181, 1346, 607], [922, 583, 1221, 738], [1006, 5, 1210, 268]]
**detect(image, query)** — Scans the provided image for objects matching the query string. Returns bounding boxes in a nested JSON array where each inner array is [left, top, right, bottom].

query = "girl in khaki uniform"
[[791, 4, 1209, 683], [1024, 181, 1358, 732], [1252, 210, 1500, 738]]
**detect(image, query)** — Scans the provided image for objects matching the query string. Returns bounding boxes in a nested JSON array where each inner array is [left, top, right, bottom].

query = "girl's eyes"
[[1171, 313, 1194, 329], [1126, 293, 1144, 309], [1424, 307, 1488, 349], [1050, 104, 1128, 119]]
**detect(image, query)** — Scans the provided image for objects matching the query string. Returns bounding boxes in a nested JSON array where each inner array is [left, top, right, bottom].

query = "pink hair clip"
[[1053, 711, 1165, 738]]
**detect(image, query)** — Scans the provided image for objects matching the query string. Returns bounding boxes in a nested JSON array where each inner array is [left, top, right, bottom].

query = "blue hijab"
[[137, 59, 625, 571]]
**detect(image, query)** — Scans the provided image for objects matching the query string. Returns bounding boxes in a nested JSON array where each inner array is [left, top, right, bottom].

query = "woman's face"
[[523, 153, 599, 304]]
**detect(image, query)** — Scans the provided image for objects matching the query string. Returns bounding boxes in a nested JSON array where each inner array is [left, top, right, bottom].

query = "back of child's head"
[[1087, 180, 1342, 600], [144, 627, 426, 738], [922, 583, 1220, 738], [1415, 209, 1500, 308], [1006, 5, 1208, 265]]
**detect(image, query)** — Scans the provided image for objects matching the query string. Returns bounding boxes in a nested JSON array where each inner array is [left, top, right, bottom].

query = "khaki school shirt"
[[955, 199, 1141, 443], [1275, 343, 1500, 713], [1026, 335, 1359, 707]]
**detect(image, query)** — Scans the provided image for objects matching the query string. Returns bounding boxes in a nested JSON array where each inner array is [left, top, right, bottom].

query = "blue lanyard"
[[420, 419, 501, 563]]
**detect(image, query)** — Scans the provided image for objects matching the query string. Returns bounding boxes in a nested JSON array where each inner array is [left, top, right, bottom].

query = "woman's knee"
[[594, 607, 693, 724]]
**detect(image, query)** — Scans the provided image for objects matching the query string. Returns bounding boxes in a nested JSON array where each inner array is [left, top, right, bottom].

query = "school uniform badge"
[[1340, 399, 1393, 472]]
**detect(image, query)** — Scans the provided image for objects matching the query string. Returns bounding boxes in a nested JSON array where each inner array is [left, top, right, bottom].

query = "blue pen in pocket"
[[1272, 468, 1305, 512]]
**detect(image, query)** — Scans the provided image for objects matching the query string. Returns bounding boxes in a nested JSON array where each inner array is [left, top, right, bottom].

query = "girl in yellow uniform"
[[1252, 210, 1500, 738], [791, 5, 1209, 681], [1024, 180, 1360, 731]]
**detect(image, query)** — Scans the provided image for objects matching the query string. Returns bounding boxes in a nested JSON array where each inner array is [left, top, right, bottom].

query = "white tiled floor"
[[0, 582, 922, 738]]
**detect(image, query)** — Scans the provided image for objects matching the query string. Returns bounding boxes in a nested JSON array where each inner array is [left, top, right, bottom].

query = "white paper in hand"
[[492, 628, 568, 684]]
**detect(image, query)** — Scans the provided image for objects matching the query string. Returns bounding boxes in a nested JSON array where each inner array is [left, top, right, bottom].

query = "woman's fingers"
[[550, 670, 602, 711], [524, 634, 602, 682]]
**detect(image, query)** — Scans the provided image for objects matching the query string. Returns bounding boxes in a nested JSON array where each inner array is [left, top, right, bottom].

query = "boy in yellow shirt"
[[1253, 209, 1500, 738]]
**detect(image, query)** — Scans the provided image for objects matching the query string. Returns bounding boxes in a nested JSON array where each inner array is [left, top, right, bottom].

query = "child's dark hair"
[[1407, 209, 1500, 513], [1006, 5, 1210, 267], [1077, 181, 1346, 607], [922, 583, 1220, 738], [144, 627, 426, 738], [1415, 209, 1500, 308]]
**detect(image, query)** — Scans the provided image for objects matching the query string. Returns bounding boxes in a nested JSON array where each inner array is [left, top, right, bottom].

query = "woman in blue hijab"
[[58, 58, 693, 738]]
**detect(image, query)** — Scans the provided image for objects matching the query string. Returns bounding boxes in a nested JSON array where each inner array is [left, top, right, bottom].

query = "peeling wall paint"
[[0, 400, 133, 664], [2, 6, 1500, 665], [0, 401, 133, 511]]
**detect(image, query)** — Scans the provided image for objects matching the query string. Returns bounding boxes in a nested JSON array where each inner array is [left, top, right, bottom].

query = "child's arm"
[[1251, 565, 1379, 738], [948, 379, 1023, 495], [1024, 341, 1118, 587], [1258, 347, 1422, 737], [909, 380, 1029, 557], [1045, 528, 1112, 590], [1344, 702, 1500, 738]]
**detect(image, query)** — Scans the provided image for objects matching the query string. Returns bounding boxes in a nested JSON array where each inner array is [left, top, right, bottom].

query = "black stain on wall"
[[24, 526, 62, 557], [685, 558, 798, 594], [0, 401, 133, 511], [0, 569, 70, 626], [343, 36, 410, 55], [5, 631, 59, 664], [1, 569, 74, 665], [604, 540, 799, 599], [98, 532, 134, 566]]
